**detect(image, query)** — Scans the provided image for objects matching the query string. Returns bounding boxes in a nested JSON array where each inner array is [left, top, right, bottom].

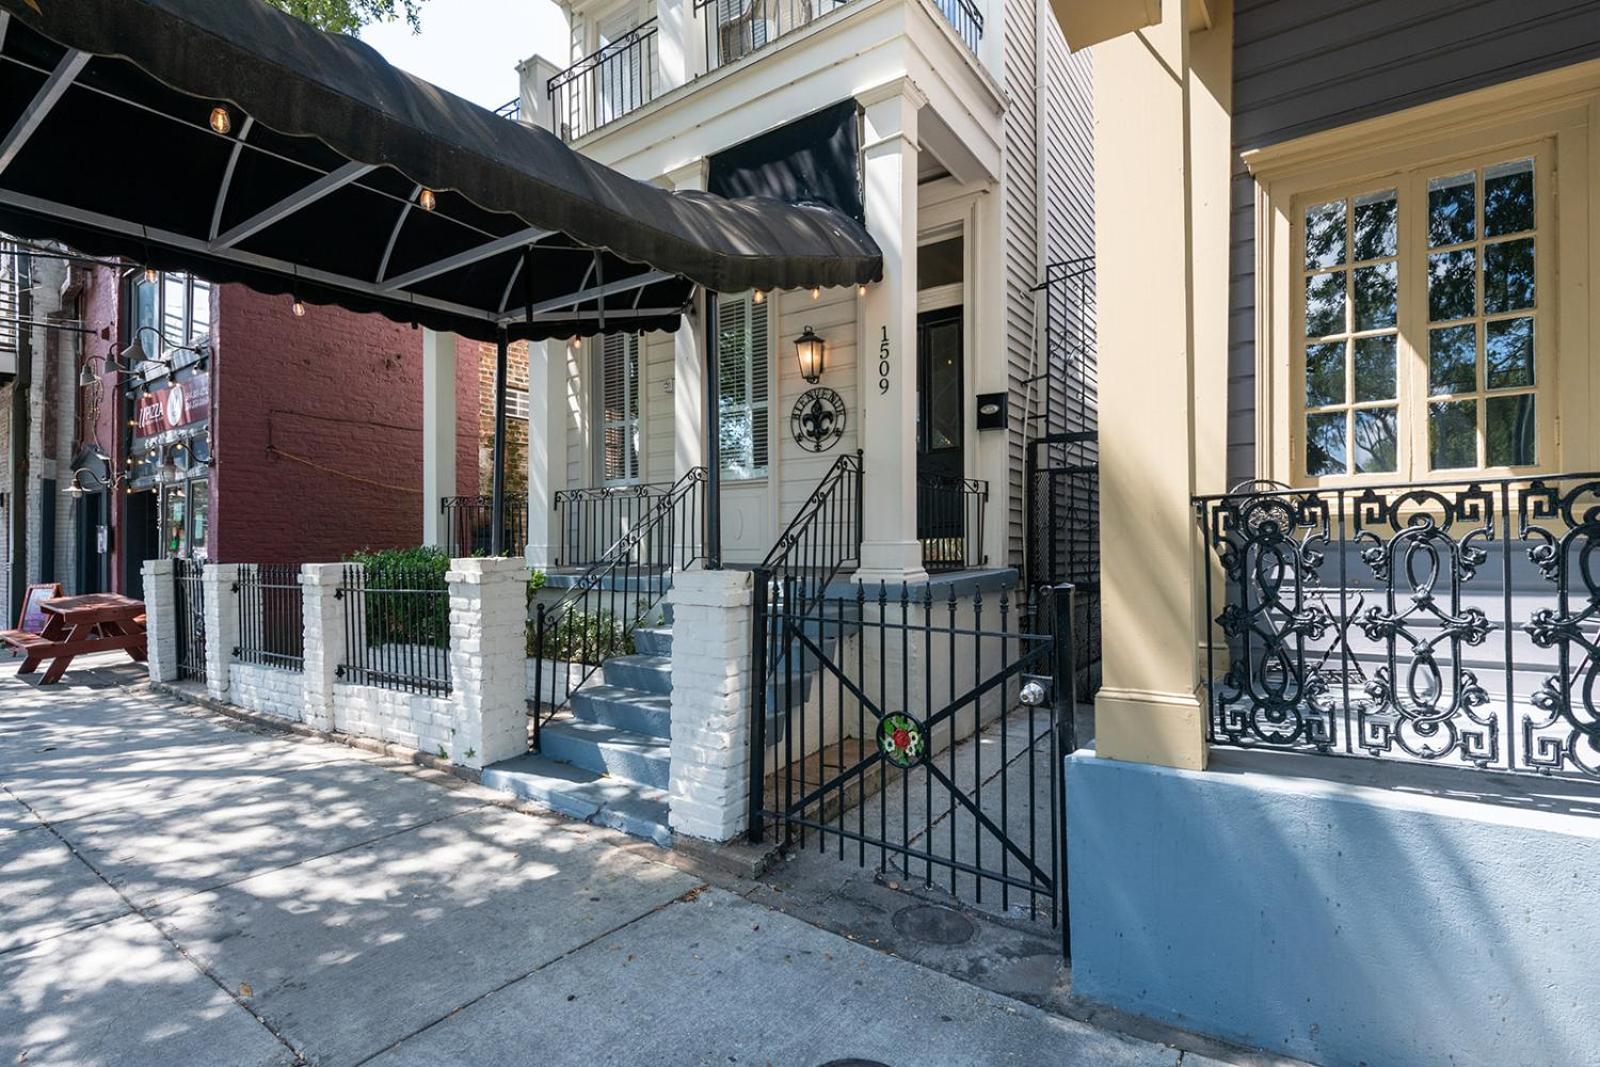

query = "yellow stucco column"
[[1092, 0, 1231, 770]]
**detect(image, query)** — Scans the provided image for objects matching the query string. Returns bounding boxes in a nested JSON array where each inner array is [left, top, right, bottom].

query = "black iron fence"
[[548, 19, 659, 141], [531, 468, 707, 745], [1197, 474, 1600, 781], [918, 474, 986, 573], [696, 0, 851, 70], [554, 481, 678, 568], [173, 558, 206, 682], [931, 0, 983, 52], [336, 562, 451, 696], [1025, 439, 1099, 702], [441, 495, 528, 559], [233, 564, 304, 671], [749, 576, 1075, 950]]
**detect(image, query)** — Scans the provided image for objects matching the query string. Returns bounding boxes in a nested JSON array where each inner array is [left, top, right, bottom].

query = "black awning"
[[0, 0, 881, 342]]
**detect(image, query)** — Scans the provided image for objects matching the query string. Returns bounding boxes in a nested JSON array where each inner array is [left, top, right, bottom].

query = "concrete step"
[[480, 753, 670, 847], [602, 654, 672, 696], [634, 625, 673, 656], [538, 717, 671, 790], [662, 600, 675, 625], [570, 683, 671, 739]]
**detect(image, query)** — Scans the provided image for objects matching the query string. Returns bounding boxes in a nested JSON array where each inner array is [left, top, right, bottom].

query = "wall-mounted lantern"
[[794, 325, 825, 384]]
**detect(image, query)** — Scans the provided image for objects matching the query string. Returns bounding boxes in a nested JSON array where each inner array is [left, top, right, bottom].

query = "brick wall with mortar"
[[211, 287, 480, 563], [667, 568, 756, 841], [472, 338, 529, 495], [140, 558, 177, 683], [230, 661, 307, 722]]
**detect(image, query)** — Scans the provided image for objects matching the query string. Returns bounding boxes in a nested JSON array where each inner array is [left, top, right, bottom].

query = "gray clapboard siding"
[[1226, 0, 1600, 484], [1003, 0, 1040, 567]]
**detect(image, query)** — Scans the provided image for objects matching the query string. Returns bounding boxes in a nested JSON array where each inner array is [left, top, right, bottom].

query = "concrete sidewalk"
[[1, 656, 1197, 1066]]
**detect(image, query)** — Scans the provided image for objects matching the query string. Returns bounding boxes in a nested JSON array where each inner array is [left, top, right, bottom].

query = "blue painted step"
[[538, 717, 672, 790], [571, 683, 671, 739], [634, 626, 673, 655], [602, 654, 671, 695], [481, 753, 670, 847]]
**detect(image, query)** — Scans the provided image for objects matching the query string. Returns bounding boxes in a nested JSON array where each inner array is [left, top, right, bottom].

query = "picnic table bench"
[[4, 593, 148, 684]]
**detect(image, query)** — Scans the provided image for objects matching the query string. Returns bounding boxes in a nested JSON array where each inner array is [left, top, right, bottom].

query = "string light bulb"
[[209, 106, 232, 135], [418, 187, 437, 211], [753, 290, 764, 305], [857, 284, 867, 296], [571, 336, 582, 350], [292, 298, 306, 318], [810, 286, 820, 300], [143, 267, 158, 285]]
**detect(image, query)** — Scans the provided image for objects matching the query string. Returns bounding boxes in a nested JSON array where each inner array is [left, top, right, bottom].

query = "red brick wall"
[[210, 287, 479, 564], [472, 338, 529, 494]]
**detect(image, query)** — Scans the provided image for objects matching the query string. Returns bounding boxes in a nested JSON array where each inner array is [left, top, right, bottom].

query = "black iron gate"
[[173, 558, 206, 682], [748, 575, 1078, 953]]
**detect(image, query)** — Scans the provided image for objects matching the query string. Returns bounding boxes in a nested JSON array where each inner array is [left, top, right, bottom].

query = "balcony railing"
[[1195, 473, 1600, 782], [931, 0, 982, 53], [695, 0, 852, 72], [918, 473, 987, 573], [548, 19, 659, 141], [441, 495, 528, 559]]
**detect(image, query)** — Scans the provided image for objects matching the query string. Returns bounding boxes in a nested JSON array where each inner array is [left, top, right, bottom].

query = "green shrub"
[[527, 606, 635, 665]]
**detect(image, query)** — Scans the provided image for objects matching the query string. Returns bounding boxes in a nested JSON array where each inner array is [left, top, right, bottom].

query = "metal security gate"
[[748, 575, 1079, 953], [173, 558, 206, 682]]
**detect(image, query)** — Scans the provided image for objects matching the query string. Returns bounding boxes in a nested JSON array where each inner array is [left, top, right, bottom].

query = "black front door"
[[75, 490, 106, 595], [916, 306, 964, 541]]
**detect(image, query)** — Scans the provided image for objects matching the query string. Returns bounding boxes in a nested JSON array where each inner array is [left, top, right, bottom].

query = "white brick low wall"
[[229, 663, 306, 722], [332, 683, 455, 759]]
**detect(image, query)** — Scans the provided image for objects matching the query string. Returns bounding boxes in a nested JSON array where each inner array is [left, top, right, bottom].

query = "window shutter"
[[716, 294, 768, 479], [750, 296, 769, 472], [601, 332, 639, 483]]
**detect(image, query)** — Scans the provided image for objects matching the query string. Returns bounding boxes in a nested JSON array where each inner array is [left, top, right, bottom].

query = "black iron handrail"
[[547, 18, 659, 140], [761, 450, 863, 620], [554, 480, 677, 568], [917, 472, 987, 573], [530, 466, 708, 747], [1195, 471, 1600, 782]]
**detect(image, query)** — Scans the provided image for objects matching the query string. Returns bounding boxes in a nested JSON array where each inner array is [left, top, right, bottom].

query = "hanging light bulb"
[[810, 286, 821, 300], [857, 284, 867, 297], [209, 106, 232, 135], [571, 336, 582, 350], [143, 267, 158, 285], [292, 297, 306, 318], [418, 187, 437, 211], [753, 290, 765, 305]]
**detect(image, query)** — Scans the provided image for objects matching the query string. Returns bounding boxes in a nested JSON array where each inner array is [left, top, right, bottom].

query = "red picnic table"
[[5, 593, 148, 684]]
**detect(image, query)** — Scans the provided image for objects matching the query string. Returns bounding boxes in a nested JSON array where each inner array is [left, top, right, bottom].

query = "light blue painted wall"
[[1066, 750, 1600, 1067]]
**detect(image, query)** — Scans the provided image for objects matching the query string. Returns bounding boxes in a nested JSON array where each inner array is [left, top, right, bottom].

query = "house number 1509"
[[877, 326, 891, 394]]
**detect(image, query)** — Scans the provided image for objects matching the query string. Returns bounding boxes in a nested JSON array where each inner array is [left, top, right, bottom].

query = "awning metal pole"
[[490, 326, 509, 557], [704, 291, 721, 570]]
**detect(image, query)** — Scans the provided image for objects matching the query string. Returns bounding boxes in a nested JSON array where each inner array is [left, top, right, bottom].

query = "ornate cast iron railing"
[[530, 467, 708, 747], [554, 480, 678, 569], [1196, 473, 1600, 780], [441, 495, 528, 559], [917, 473, 987, 573], [695, 0, 853, 71], [548, 19, 659, 141], [761, 450, 863, 621], [233, 564, 304, 671], [495, 97, 521, 121]]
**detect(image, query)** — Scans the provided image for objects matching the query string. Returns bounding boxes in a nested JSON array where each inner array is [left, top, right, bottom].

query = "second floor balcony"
[[537, 0, 986, 143]]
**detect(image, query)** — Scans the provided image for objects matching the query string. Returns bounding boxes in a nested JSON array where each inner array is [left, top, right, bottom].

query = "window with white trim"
[[717, 292, 769, 479], [599, 332, 640, 484], [1293, 144, 1552, 481]]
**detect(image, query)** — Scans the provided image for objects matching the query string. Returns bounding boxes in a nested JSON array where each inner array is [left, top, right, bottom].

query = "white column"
[[445, 557, 529, 769], [855, 82, 927, 585], [667, 567, 754, 841], [526, 340, 568, 570], [656, 0, 705, 92], [516, 54, 562, 131], [667, 159, 709, 483], [141, 558, 178, 684], [299, 563, 347, 732], [421, 329, 458, 549], [200, 563, 241, 703]]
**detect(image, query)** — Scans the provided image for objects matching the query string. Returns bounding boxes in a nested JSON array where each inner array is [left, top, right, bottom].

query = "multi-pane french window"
[[1294, 145, 1551, 482]]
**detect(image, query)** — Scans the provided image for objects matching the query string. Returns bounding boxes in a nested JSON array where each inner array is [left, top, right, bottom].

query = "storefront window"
[[187, 480, 209, 560], [163, 486, 187, 557]]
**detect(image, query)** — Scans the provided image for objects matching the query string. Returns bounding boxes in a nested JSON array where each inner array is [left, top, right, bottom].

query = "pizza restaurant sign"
[[134, 374, 209, 442]]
